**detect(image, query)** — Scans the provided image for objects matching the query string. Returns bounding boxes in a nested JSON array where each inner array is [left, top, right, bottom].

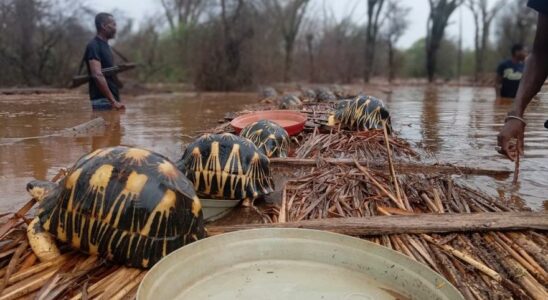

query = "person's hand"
[[497, 119, 525, 161], [112, 101, 125, 110]]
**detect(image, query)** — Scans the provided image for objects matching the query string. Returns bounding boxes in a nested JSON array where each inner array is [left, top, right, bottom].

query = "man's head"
[[511, 44, 527, 61], [95, 13, 116, 39]]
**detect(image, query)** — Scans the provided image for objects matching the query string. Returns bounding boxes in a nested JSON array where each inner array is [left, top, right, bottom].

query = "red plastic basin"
[[231, 110, 308, 136]]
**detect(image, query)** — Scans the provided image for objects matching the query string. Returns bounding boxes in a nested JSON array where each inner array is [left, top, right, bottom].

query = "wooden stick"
[[7, 255, 67, 285], [513, 139, 520, 185], [279, 187, 287, 223], [353, 159, 406, 210], [0, 200, 36, 239], [499, 233, 547, 281], [0, 268, 57, 300], [207, 212, 548, 236], [110, 272, 146, 300], [421, 234, 502, 282], [485, 234, 547, 299], [382, 121, 403, 207], [507, 232, 548, 271], [18, 254, 37, 271], [0, 241, 27, 295], [270, 157, 513, 176]]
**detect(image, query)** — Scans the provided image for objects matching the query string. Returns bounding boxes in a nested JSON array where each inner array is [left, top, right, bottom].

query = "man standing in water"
[[84, 13, 125, 110], [497, 0, 548, 160], [495, 44, 527, 100]]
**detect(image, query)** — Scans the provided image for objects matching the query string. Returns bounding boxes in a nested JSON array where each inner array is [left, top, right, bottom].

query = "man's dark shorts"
[[91, 98, 116, 110]]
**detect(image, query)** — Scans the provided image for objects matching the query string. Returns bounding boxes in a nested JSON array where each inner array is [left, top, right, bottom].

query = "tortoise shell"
[[177, 133, 274, 201], [240, 120, 290, 158], [314, 87, 337, 102], [37, 146, 205, 268], [278, 95, 303, 110], [334, 95, 392, 133]]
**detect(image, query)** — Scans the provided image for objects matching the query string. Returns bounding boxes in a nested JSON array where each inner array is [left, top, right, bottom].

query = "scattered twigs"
[[0, 241, 27, 295], [353, 158, 406, 210], [422, 234, 502, 282]]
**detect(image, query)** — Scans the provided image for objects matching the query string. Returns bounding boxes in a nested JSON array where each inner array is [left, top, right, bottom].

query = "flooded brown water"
[[0, 86, 546, 211]]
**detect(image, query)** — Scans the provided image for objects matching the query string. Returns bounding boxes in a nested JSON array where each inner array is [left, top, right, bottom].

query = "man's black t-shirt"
[[84, 37, 119, 101], [496, 59, 524, 98], [528, 0, 548, 14]]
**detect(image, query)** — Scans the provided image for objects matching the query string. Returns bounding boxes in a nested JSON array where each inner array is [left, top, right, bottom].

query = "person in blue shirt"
[[497, 0, 548, 161], [495, 44, 527, 100], [84, 13, 125, 110]]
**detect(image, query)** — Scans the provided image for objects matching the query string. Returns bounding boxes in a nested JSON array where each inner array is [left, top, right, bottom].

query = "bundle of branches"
[[269, 163, 547, 299], [295, 130, 418, 160]]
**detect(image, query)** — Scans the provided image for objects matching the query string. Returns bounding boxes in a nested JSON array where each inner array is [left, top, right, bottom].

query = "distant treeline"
[[0, 0, 537, 90]]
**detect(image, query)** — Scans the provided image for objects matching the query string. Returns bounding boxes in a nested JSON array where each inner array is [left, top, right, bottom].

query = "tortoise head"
[[26, 180, 58, 202]]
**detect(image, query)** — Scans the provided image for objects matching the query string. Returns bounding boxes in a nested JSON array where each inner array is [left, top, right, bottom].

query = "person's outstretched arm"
[[497, 13, 548, 161]]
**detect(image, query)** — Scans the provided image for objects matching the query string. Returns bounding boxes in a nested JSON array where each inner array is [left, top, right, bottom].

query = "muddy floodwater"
[[0, 86, 546, 211]]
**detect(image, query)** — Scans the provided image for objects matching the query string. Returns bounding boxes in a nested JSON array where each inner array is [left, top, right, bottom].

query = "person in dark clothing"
[[495, 44, 527, 99], [497, 0, 548, 161], [84, 13, 125, 110]]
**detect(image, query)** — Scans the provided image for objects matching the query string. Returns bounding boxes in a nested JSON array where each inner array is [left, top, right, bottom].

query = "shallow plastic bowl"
[[230, 110, 307, 136], [137, 228, 463, 300], [200, 198, 240, 222]]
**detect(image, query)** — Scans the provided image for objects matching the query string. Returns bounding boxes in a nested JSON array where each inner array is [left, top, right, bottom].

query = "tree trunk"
[[364, 0, 385, 83], [473, 14, 481, 82], [426, 41, 438, 83], [478, 22, 491, 76], [425, 0, 461, 83], [283, 41, 293, 83], [364, 28, 374, 82], [387, 40, 395, 82], [306, 34, 314, 82]]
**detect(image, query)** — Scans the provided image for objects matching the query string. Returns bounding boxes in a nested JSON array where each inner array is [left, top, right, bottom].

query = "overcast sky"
[[89, 0, 502, 49]]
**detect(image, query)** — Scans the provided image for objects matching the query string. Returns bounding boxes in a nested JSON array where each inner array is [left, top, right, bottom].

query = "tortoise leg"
[[27, 217, 60, 261], [242, 198, 253, 207]]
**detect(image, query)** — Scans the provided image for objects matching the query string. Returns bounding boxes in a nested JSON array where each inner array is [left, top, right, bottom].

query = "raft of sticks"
[[0, 102, 546, 299]]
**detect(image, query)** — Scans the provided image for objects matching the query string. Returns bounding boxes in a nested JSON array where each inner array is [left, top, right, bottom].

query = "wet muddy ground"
[[0, 86, 546, 211]]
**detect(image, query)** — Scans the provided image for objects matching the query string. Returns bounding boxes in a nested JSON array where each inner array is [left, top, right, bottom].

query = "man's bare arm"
[[497, 13, 548, 160], [89, 60, 124, 109], [513, 13, 548, 117]]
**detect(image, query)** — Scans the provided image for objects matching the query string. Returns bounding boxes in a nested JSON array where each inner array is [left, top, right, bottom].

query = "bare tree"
[[0, 0, 92, 86], [160, 0, 208, 32], [195, 0, 256, 90], [382, 0, 410, 82], [466, 0, 506, 80], [305, 33, 315, 82], [160, 0, 209, 68], [425, 0, 463, 82], [495, 0, 536, 58], [364, 0, 385, 83], [266, 0, 310, 82]]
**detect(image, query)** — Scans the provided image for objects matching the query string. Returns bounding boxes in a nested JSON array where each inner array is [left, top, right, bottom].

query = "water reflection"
[[385, 86, 547, 210], [91, 110, 122, 149], [420, 86, 441, 152]]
